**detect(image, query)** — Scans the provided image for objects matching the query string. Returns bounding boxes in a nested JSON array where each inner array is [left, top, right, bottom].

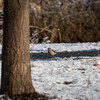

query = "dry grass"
[[0, 0, 99, 43], [30, 0, 100, 43]]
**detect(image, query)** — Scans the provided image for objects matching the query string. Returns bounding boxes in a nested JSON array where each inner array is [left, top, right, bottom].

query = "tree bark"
[[1, 0, 35, 95]]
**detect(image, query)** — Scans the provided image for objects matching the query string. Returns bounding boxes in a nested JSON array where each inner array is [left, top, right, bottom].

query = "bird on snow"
[[48, 48, 57, 57]]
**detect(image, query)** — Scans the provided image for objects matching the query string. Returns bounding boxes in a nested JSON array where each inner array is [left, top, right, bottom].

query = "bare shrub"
[[29, 0, 100, 43]]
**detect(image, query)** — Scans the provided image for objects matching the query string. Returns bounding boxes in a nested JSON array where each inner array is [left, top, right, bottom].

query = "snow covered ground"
[[30, 42, 100, 53], [31, 43, 100, 100], [31, 57, 100, 100], [1, 42, 100, 100]]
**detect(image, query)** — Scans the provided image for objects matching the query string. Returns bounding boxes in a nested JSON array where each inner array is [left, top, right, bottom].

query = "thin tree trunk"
[[1, 0, 35, 95]]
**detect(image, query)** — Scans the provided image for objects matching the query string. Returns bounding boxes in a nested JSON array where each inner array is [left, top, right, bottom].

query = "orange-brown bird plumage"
[[48, 48, 57, 57]]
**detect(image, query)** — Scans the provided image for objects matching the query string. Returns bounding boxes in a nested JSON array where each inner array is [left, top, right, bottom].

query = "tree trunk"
[[1, 0, 35, 95]]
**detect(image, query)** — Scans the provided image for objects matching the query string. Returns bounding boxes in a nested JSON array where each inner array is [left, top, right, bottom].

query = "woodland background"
[[0, 0, 100, 43]]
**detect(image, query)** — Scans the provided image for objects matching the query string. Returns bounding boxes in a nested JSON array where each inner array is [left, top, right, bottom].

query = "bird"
[[48, 48, 57, 57]]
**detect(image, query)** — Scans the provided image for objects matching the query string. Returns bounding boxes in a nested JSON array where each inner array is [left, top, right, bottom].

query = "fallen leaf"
[[63, 81, 72, 85]]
